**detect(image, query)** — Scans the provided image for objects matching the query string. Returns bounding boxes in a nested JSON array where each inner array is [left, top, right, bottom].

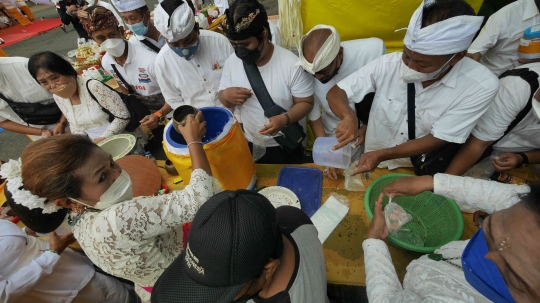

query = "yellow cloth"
[[0, 49, 7, 57], [164, 122, 256, 190], [300, 0, 484, 53], [4, 7, 31, 26], [17, 5, 34, 22]]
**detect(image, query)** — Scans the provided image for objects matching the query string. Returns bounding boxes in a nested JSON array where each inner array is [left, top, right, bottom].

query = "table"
[[160, 163, 487, 286]]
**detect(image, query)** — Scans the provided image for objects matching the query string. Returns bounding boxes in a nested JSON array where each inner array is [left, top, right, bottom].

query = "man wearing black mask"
[[218, 0, 314, 164], [298, 24, 386, 179]]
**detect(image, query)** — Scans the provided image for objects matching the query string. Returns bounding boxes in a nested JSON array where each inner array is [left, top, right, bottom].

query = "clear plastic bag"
[[248, 127, 266, 162], [343, 161, 367, 191], [384, 200, 412, 232]]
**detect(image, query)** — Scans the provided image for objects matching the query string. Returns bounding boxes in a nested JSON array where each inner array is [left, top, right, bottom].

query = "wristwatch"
[[515, 152, 529, 168], [153, 111, 165, 123]]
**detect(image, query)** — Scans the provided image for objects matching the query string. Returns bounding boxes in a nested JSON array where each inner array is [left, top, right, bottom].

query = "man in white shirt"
[[112, 0, 166, 53], [79, 6, 166, 130], [218, 0, 314, 164], [153, 0, 233, 116], [0, 57, 68, 140], [328, 0, 499, 174], [299, 24, 386, 178], [468, 0, 540, 76], [446, 62, 540, 176]]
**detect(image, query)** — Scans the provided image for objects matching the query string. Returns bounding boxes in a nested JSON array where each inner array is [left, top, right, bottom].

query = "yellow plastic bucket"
[[163, 107, 256, 190]]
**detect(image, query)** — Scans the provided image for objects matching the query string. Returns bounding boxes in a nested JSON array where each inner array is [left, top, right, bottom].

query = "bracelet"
[[187, 141, 203, 147], [47, 249, 60, 255], [515, 152, 529, 167], [283, 112, 291, 125]]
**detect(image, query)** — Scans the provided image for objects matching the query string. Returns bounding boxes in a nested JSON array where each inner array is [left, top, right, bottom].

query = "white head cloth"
[[154, 2, 195, 42], [111, 0, 146, 13], [403, 1, 483, 55], [298, 25, 341, 74]]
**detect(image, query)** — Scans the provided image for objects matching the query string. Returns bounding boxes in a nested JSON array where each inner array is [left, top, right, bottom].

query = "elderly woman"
[[362, 174, 540, 302], [0, 113, 217, 303], [28, 51, 146, 145]]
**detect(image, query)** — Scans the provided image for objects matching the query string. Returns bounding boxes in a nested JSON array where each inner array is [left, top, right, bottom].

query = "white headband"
[[154, 2, 195, 42], [403, 1, 483, 55], [0, 159, 61, 214], [298, 25, 341, 74], [111, 0, 147, 13]]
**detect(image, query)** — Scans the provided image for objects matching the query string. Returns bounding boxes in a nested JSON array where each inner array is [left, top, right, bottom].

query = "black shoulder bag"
[[0, 91, 62, 125], [110, 64, 165, 111], [243, 62, 306, 153], [85, 79, 150, 132], [408, 83, 462, 176], [140, 39, 161, 53], [111, 64, 136, 95]]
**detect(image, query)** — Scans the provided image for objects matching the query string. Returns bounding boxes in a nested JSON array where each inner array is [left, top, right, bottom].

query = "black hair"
[[161, 0, 195, 25], [134, 5, 149, 16], [5, 187, 68, 233], [28, 51, 77, 80], [421, 0, 476, 28], [228, 0, 272, 41], [523, 182, 540, 226]]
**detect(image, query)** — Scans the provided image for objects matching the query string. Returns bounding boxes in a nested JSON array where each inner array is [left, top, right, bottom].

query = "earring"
[[71, 203, 87, 214]]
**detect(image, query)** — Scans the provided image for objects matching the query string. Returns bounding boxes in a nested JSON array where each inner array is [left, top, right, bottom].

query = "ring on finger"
[[323, 168, 328, 173]]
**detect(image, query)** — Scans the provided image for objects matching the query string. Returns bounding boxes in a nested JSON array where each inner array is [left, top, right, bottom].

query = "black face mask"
[[319, 66, 340, 84], [235, 40, 263, 65]]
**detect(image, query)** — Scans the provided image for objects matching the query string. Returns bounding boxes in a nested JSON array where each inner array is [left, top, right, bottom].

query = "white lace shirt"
[[71, 169, 219, 302], [363, 174, 529, 302]]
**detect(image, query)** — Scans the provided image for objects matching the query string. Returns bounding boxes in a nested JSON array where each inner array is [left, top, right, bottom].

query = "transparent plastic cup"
[[313, 137, 352, 169]]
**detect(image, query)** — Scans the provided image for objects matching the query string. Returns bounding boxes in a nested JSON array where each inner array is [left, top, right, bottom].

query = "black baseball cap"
[[151, 190, 283, 303]]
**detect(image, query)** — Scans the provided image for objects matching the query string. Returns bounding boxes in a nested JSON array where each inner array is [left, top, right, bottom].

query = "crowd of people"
[[1, 0, 540, 302]]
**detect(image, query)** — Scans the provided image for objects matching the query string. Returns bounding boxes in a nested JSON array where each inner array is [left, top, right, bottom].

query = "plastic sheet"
[[343, 161, 367, 192], [311, 193, 350, 243], [384, 199, 412, 232]]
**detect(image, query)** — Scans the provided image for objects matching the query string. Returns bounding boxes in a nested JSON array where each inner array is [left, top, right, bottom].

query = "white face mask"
[[100, 38, 126, 57], [401, 54, 456, 83], [71, 170, 133, 210], [532, 97, 540, 120]]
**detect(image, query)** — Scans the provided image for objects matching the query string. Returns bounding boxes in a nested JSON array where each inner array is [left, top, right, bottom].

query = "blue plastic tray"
[[277, 166, 323, 217]]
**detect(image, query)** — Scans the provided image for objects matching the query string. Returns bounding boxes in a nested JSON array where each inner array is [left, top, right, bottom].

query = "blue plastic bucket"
[[166, 107, 233, 147]]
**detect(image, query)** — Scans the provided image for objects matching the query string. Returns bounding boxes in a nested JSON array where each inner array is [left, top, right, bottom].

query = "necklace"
[[428, 253, 463, 270], [68, 212, 83, 226]]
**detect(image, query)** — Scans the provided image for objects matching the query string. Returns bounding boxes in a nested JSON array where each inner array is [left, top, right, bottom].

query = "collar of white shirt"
[[523, 0, 539, 21]]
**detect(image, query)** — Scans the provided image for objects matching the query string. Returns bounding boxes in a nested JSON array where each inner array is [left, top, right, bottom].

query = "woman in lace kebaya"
[[27, 51, 147, 146], [362, 174, 540, 303], [0, 112, 218, 303]]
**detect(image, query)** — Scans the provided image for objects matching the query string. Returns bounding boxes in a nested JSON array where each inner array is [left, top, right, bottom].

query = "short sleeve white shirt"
[[308, 38, 386, 137], [128, 34, 166, 53], [468, 0, 540, 76], [337, 53, 499, 170], [101, 41, 161, 97], [155, 30, 234, 109], [219, 45, 314, 147], [473, 62, 540, 152]]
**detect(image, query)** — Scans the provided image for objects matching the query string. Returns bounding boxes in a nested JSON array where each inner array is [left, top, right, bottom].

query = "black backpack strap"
[[140, 38, 161, 53], [85, 79, 129, 120], [242, 61, 285, 118], [407, 83, 416, 140], [110, 64, 136, 94], [497, 68, 539, 140]]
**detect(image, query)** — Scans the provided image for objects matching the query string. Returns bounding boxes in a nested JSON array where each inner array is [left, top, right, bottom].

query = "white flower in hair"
[[0, 159, 22, 180], [1, 158, 61, 214]]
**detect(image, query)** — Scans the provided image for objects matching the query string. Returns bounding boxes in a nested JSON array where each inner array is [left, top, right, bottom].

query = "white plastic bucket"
[[312, 137, 352, 169]]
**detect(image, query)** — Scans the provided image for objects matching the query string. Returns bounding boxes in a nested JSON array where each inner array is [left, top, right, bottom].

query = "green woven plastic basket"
[[364, 174, 464, 253]]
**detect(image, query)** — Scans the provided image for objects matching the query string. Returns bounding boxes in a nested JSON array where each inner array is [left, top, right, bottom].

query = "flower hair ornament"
[[0, 159, 61, 214]]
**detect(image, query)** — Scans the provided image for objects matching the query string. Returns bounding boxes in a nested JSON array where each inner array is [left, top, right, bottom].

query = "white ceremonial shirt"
[[219, 45, 314, 147], [337, 52, 499, 170], [308, 38, 386, 137], [155, 30, 233, 109], [363, 173, 528, 302], [128, 34, 166, 53], [0, 220, 95, 303], [0, 57, 57, 140], [468, 0, 540, 76], [101, 41, 161, 97], [473, 62, 540, 152]]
